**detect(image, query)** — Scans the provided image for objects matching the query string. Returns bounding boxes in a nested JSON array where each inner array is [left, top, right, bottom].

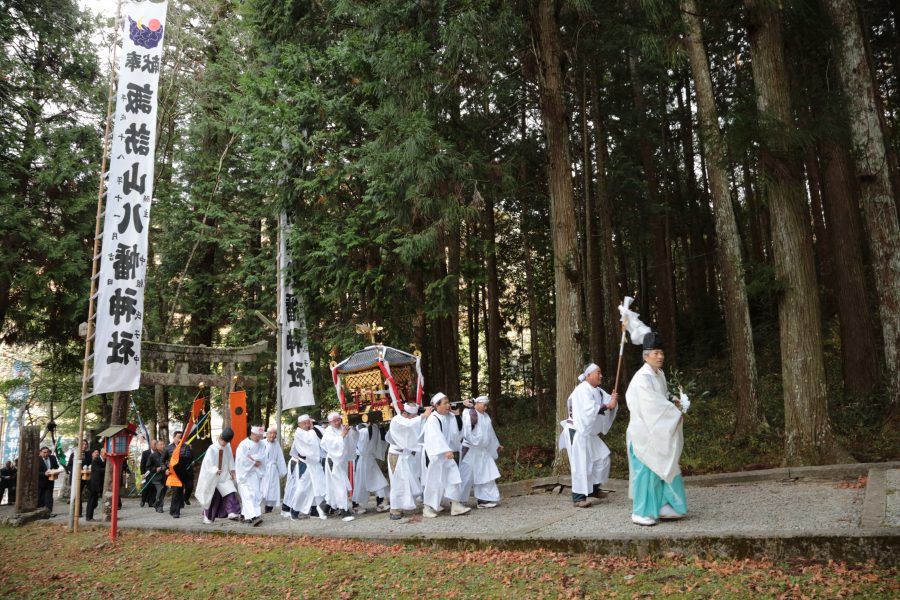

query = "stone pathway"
[[16, 461, 900, 563]]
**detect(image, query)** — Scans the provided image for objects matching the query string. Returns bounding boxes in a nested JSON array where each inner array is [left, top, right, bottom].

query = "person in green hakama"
[[625, 333, 690, 526]]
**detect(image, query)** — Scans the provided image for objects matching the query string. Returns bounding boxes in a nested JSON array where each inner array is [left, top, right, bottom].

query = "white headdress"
[[474, 395, 490, 404], [430, 392, 447, 406], [577, 363, 600, 383]]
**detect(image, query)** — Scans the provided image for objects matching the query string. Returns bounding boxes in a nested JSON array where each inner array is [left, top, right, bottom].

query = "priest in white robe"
[[351, 423, 389, 514], [459, 395, 503, 508], [284, 414, 328, 520], [561, 363, 618, 508], [626, 332, 688, 526], [234, 425, 266, 526], [422, 393, 471, 518], [321, 412, 358, 521], [196, 427, 241, 524], [260, 426, 287, 514], [385, 402, 431, 520]]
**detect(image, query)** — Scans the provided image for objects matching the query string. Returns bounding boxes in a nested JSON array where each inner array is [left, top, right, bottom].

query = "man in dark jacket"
[[139, 440, 158, 507], [0, 460, 16, 504], [149, 440, 167, 513], [37, 447, 62, 515], [65, 440, 90, 477], [85, 450, 106, 521], [66, 440, 91, 515]]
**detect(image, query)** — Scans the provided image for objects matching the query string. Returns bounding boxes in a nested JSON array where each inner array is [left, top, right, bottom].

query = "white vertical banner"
[[93, 1, 168, 395], [279, 211, 315, 409]]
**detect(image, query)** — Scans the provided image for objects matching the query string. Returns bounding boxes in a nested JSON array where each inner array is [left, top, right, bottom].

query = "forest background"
[[1, 0, 898, 480]]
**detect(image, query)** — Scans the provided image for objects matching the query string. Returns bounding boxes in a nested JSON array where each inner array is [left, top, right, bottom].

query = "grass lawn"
[[0, 524, 895, 599]]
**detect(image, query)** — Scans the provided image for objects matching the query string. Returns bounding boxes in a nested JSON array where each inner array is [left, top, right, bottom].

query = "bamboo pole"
[[70, 0, 123, 534]]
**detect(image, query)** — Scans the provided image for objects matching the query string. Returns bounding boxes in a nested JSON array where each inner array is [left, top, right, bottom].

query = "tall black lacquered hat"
[[220, 427, 234, 443], [642, 331, 664, 351]]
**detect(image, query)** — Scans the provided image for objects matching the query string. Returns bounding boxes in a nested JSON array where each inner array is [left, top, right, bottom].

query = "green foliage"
[[3, 0, 897, 460], [0, 0, 102, 354]]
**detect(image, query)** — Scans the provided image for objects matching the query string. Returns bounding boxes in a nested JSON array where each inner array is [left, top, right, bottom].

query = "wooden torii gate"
[[140, 340, 268, 436]]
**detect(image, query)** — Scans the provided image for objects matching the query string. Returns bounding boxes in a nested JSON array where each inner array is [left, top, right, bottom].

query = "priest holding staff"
[[625, 333, 689, 526]]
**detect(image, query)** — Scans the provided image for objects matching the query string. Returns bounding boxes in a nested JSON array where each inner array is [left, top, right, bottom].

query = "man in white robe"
[[284, 414, 328, 520], [234, 425, 266, 526], [351, 423, 389, 514], [196, 428, 241, 524], [561, 363, 618, 508], [260, 426, 287, 514], [459, 395, 503, 508], [321, 412, 358, 521], [626, 332, 689, 526], [422, 393, 471, 518], [385, 402, 431, 520]]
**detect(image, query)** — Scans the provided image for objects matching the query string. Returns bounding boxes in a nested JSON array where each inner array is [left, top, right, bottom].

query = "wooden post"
[[154, 383, 167, 442], [109, 456, 124, 541], [104, 392, 128, 522], [222, 362, 234, 430], [16, 426, 40, 513]]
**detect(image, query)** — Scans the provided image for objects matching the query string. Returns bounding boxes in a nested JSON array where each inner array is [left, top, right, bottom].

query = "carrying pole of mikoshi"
[[70, 0, 123, 534]]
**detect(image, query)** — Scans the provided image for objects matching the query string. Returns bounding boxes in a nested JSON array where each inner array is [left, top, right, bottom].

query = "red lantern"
[[97, 423, 136, 541]]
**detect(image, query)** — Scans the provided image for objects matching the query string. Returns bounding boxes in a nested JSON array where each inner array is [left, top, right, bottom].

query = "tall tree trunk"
[[481, 189, 503, 409], [530, 0, 585, 471], [677, 75, 711, 326], [742, 156, 771, 264], [154, 381, 168, 442], [445, 224, 463, 405], [803, 143, 835, 319], [819, 137, 882, 395], [523, 230, 548, 423], [682, 0, 764, 438], [582, 71, 607, 371], [823, 0, 900, 406], [589, 69, 621, 377], [628, 54, 678, 364], [744, 0, 838, 464], [466, 246, 480, 398]]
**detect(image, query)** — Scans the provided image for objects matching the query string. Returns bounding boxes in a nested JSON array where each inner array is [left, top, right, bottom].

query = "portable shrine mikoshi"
[[330, 345, 423, 426]]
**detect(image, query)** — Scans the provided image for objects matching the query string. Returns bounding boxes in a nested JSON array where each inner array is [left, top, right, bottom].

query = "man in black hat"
[[625, 332, 690, 526], [196, 428, 241, 523]]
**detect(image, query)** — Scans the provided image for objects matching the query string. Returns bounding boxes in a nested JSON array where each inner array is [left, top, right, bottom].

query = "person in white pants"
[[234, 425, 266, 526], [458, 395, 503, 509], [422, 393, 471, 518]]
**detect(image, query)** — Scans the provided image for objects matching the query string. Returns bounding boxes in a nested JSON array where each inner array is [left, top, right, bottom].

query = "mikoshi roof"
[[334, 345, 417, 374]]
